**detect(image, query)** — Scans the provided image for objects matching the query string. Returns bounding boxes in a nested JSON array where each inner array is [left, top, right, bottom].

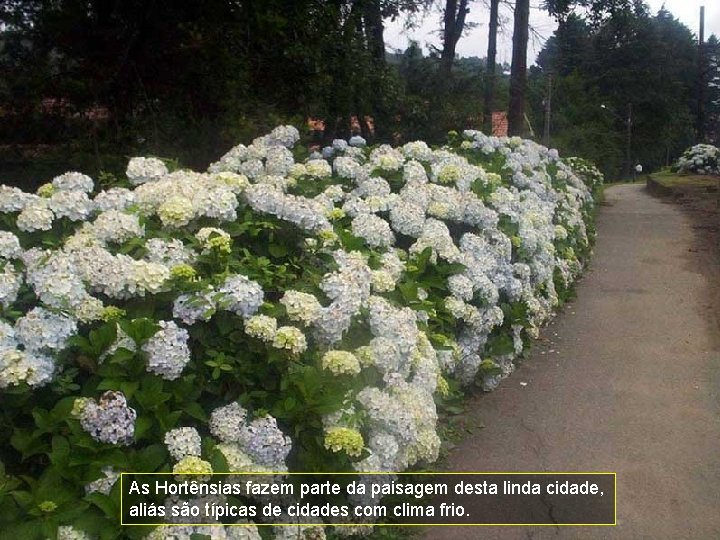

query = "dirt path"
[[427, 184, 720, 539]]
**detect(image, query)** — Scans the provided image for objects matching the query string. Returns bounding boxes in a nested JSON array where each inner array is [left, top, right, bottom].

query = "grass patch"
[[649, 170, 720, 189]]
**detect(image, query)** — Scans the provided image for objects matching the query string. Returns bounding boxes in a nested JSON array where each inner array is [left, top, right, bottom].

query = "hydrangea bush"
[[674, 143, 720, 175], [0, 126, 601, 539]]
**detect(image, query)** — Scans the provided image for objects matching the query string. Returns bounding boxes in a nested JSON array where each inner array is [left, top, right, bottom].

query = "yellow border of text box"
[[120, 471, 617, 527]]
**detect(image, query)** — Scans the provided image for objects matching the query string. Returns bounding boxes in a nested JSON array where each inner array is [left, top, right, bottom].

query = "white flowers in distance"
[[675, 144, 720, 175]]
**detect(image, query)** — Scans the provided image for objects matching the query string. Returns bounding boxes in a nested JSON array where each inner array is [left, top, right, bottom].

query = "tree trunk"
[[363, 0, 386, 65], [440, 0, 470, 79], [483, 0, 500, 133], [508, 0, 530, 136]]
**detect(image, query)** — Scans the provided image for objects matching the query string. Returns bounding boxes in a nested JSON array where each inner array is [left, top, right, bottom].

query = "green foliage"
[[0, 1, 513, 187], [531, 9, 703, 179]]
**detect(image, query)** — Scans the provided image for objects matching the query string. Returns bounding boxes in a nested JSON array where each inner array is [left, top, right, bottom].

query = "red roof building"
[[492, 111, 508, 137]]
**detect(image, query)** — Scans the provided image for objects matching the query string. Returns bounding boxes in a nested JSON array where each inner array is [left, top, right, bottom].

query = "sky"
[[384, 0, 720, 65]]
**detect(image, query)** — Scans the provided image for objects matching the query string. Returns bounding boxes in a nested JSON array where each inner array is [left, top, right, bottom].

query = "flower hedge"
[[674, 143, 720, 175], [0, 126, 602, 539]]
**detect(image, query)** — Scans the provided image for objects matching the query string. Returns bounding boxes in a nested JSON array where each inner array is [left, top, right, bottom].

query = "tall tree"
[[528, 5, 698, 178], [483, 0, 500, 133], [440, 0, 471, 78], [508, 0, 530, 135], [363, 0, 386, 64]]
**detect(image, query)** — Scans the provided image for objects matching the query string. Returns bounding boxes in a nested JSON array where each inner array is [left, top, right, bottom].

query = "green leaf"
[[134, 445, 167, 472], [109, 347, 136, 364], [119, 381, 140, 399], [398, 282, 418, 301], [268, 243, 288, 257], [0, 520, 45, 540], [486, 334, 515, 356], [119, 319, 159, 345], [182, 402, 208, 422], [134, 417, 153, 440], [88, 323, 118, 356], [84, 492, 117, 519], [48, 437, 70, 467]]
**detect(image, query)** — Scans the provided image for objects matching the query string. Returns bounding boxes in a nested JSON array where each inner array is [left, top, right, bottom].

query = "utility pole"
[[543, 74, 552, 146], [697, 6, 706, 141], [626, 102, 633, 179]]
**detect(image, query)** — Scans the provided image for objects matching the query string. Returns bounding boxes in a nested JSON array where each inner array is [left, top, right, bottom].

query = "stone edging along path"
[[426, 184, 720, 539]]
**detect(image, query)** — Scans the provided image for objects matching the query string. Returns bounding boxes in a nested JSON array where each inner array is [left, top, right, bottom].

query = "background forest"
[[0, 0, 718, 183]]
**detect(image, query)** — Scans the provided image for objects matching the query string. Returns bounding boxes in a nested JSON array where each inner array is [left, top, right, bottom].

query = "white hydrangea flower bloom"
[[0, 185, 35, 212], [77, 391, 137, 446], [142, 321, 191, 380], [272, 326, 307, 355], [16, 199, 54, 231], [244, 314, 277, 342], [351, 213, 395, 248], [349, 135, 367, 147], [57, 525, 94, 540], [85, 466, 120, 495], [133, 260, 170, 295], [305, 159, 332, 178], [0, 348, 55, 388], [164, 427, 202, 461], [280, 291, 322, 325], [209, 402, 248, 444], [126, 157, 168, 185], [173, 289, 216, 325], [0, 264, 22, 308], [15, 307, 77, 353], [93, 187, 135, 212], [238, 415, 292, 469], [48, 190, 93, 221], [217, 274, 264, 318], [144, 238, 195, 267], [0, 231, 22, 259], [90, 210, 144, 243], [52, 171, 94, 193]]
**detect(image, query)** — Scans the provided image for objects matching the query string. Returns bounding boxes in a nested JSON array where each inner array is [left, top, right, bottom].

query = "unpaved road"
[[427, 184, 720, 539]]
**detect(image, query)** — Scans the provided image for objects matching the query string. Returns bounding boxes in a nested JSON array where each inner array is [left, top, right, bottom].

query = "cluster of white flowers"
[[142, 321, 191, 380], [164, 427, 202, 460], [126, 157, 169, 185], [88, 209, 144, 243], [244, 184, 332, 233], [675, 143, 720, 175], [210, 402, 292, 471], [280, 290, 323, 325], [0, 345, 54, 388], [75, 391, 137, 445], [217, 274, 264, 318], [173, 288, 217, 325], [52, 171, 95, 193], [85, 466, 120, 495], [15, 307, 77, 352], [0, 263, 22, 308], [57, 526, 94, 540], [146, 523, 261, 540]]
